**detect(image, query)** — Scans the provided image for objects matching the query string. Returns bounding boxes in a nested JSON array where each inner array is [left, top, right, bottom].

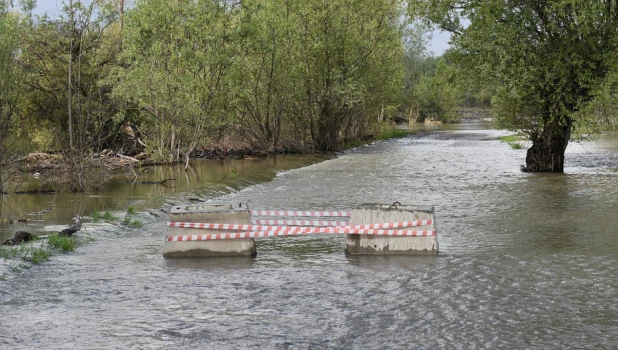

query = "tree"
[[414, 58, 460, 122], [19, 0, 125, 191], [0, 4, 24, 188], [115, 0, 251, 169], [297, 0, 405, 151], [410, 0, 618, 172]]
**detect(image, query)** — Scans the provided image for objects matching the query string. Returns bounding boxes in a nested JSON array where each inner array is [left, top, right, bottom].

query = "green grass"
[[126, 205, 137, 215], [123, 206, 143, 228], [498, 134, 526, 150], [377, 128, 412, 140], [0, 242, 50, 263], [92, 210, 101, 222], [48, 233, 76, 252], [29, 247, 50, 263], [343, 127, 415, 150], [499, 134, 525, 143], [128, 219, 143, 228], [103, 210, 118, 221]]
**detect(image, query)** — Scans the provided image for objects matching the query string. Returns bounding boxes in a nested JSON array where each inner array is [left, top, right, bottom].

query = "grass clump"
[[48, 233, 76, 252], [498, 134, 526, 150], [29, 247, 50, 263], [103, 210, 117, 221], [378, 128, 412, 140], [123, 206, 143, 228], [0, 241, 50, 264], [126, 205, 137, 215], [92, 210, 101, 222]]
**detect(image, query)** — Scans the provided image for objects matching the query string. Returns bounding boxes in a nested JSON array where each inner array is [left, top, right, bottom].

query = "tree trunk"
[[523, 118, 572, 173]]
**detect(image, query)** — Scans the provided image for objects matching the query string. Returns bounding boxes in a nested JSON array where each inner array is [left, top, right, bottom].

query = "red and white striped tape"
[[249, 210, 351, 217], [251, 219, 350, 227], [166, 229, 435, 241], [167, 220, 432, 231]]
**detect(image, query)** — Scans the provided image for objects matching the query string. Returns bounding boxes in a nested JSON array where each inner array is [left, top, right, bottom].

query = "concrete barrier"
[[345, 204, 438, 255], [164, 204, 256, 257], [163, 203, 437, 257]]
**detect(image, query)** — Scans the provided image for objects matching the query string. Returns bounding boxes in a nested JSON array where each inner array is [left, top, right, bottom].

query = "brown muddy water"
[[1, 121, 618, 349]]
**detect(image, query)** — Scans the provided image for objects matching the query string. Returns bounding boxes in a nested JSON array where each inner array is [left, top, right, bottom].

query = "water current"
[[1, 122, 618, 349]]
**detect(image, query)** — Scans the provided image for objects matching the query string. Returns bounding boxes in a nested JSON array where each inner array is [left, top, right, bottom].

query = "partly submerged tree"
[[410, 0, 618, 172]]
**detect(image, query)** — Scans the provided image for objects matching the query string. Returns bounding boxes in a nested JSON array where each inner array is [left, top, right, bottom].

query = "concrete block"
[[164, 204, 255, 258], [345, 204, 438, 255]]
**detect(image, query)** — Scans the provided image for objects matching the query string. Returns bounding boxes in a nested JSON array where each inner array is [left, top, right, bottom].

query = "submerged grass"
[[103, 210, 118, 221], [0, 240, 50, 264], [343, 126, 414, 150], [499, 134, 527, 143], [123, 206, 144, 228], [377, 128, 413, 140], [499, 134, 526, 150], [48, 233, 76, 252]]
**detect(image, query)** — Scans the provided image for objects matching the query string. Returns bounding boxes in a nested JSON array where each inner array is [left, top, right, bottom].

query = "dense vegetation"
[[4, 0, 616, 185], [1, 0, 471, 191]]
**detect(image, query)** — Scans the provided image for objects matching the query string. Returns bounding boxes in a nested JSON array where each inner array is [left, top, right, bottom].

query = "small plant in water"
[[510, 143, 522, 150], [29, 247, 50, 263], [103, 210, 118, 221], [92, 210, 101, 222], [48, 233, 76, 252], [129, 219, 143, 228], [123, 206, 143, 228]]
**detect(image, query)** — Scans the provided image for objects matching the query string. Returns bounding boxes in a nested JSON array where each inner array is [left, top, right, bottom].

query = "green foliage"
[[28, 247, 50, 263], [48, 233, 76, 252], [92, 210, 101, 222], [378, 128, 412, 140], [414, 58, 460, 122], [410, 0, 618, 171], [103, 210, 118, 221], [0, 241, 50, 263], [123, 206, 142, 227], [498, 135, 525, 143], [0, 6, 25, 187]]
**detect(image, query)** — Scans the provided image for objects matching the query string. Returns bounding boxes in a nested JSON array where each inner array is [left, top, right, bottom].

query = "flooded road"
[[2, 123, 618, 349]]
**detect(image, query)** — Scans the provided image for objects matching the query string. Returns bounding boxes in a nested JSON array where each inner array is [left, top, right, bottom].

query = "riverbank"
[[5, 125, 416, 186]]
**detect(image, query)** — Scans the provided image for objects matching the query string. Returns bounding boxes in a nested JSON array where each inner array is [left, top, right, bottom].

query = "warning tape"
[[167, 220, 432, 231], [251, 219, 350, 227], [166, 229, 435, 241], [249, 210, 351, 217]]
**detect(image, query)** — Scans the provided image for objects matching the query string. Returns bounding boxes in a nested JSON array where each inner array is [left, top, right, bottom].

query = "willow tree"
[[411, 0, 618, 172]]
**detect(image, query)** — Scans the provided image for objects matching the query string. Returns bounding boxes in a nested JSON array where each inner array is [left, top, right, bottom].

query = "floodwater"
[[2, 122, 618, 349]]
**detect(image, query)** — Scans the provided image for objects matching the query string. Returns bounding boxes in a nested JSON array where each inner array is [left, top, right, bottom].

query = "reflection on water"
[[2, 122, 618, 349], [0, 154, 331, 239]]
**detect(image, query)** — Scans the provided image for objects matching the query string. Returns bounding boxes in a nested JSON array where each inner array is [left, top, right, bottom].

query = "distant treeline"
[[0, 0, 484, 170]]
